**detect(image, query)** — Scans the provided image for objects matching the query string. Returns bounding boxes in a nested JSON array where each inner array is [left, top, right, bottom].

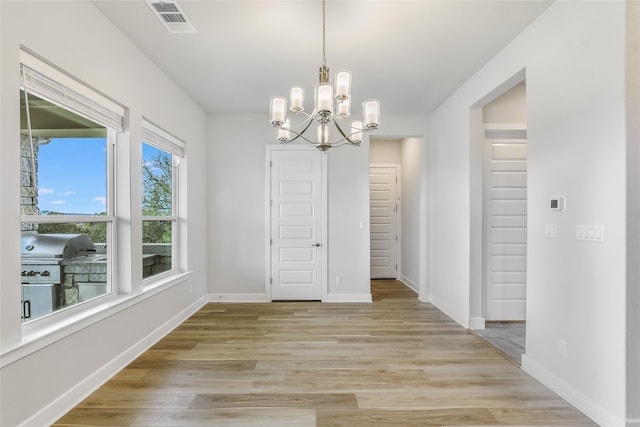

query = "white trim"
[[264, 145, 328, 302], [430, 294, 469, 328], [320, 153, 328, 301], [483, 122, 527, 130], [20, 47, 126, 132], [468, 317, 486, 330], [20, 215, 115, 224], [208, 293, 270, 303], [418, 291, 431, 302], [142, 118, 185, 157], [322, 293, 372, 303], [521, 354, 624, 427], [19, 293, 206, 427], [400, 275, 419, 293]]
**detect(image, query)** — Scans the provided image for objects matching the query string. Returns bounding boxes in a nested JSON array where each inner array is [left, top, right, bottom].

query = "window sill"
[[0, 271, 192, 368]]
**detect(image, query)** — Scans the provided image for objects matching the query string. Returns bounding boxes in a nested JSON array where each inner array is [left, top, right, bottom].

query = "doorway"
[[483, 127, 527, 320], [470, 77, 528, 364], [267, 147, 326, 300], [370, 165, 400, 279]]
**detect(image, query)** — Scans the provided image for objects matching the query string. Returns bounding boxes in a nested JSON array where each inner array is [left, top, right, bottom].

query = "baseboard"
[[24, 295, 207, 427], [468, 317, 486, 330], [323, 293, 372, 303], [626, 418, 640, 427], [418, 291, 431, 302], [208, 293, 372, 303], [430, 295, 468, 328], [521, 354, 625, 427], [208, 293, 270, 302], [400, 275, 419, 293]]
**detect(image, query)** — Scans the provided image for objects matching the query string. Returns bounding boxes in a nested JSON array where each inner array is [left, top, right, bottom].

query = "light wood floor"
[[54, 280, 596, 426]]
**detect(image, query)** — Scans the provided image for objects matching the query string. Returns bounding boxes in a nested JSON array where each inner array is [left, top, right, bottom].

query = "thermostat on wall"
[[550, 196, 565, 211]]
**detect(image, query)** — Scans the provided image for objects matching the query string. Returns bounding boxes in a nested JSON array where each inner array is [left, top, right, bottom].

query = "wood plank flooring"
[[54, 280, 596, 426]]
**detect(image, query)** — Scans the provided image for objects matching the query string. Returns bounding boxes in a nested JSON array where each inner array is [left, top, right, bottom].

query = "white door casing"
[[268, 148, 324, 300], [484, 132, 527, 320], [370, 166, 399, 279]]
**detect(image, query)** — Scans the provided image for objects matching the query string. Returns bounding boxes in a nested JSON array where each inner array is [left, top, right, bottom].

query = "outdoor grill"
[[21, 233, 97, 320], [21, 233, 96, 284]]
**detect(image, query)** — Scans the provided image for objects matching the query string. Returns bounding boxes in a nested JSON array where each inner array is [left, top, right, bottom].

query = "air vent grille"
[[162, 13, 187, 23], [145, 0, 196, 34], [152, 3, 179, 13]]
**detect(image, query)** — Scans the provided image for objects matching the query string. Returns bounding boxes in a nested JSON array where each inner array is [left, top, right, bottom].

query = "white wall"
[[429, 1, 628, 425], [400, 137, 424, 293], [626, 1, 640, 422], [0, 2, 208, 425], [370, 138, 401, 164], [206, 113, 428, 301], [483, 84, 527, 124], [207, 113, 373, 300]]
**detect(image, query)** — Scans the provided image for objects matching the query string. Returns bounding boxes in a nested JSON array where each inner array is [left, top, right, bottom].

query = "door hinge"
[[270, 200, 273, 207], [270, 161, 273, 167], [395, 235, 398, 242], [270, 278, 273, 284], [270, 239, 273, 245], [395, 264, 398, 270]]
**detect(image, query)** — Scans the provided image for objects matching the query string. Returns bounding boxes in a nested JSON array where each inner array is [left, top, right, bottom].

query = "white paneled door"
[[484, 134, 527, 320], [270, 149, 323, 300], [370, 166, 398, 279]]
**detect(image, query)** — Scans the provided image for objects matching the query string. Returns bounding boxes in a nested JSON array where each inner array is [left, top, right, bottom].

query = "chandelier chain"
[[322, 0, 327, 67]]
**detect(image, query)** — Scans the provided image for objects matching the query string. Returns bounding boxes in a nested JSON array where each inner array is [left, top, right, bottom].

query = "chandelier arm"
[[285, 111, 314, 129], [333, 120, 357, 145], [286, 118, 315, 143]]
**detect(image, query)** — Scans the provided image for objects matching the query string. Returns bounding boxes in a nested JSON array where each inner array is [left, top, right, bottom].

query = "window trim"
[[20, 47, 126, 132], [141, 119, 185, 282], [20, 128, 117, 323], [19, 50, 121, 325]]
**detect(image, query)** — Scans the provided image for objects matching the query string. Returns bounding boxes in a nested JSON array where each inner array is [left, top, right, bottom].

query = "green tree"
[[38, 212, 107, 243], [142, 152, 172, 243]]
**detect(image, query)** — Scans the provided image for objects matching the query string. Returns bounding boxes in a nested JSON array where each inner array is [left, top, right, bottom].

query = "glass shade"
[[337, 98, 350, 118], [270, 96, 287, 126], [335, 70, 351, 100], [290, 87, 304, 112], [278, 118, 292, 142], [363, 99, 380, 129], [316, 84, 333, 113], [351, 121, 363, 144]]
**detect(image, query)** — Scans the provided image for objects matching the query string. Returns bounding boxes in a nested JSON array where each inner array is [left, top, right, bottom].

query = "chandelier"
[[269, 0, 380, 152]]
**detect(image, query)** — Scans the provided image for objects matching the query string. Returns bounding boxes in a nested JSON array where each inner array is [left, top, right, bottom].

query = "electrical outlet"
[[335, 275, 341, 284], [558, 339, 567, 356]]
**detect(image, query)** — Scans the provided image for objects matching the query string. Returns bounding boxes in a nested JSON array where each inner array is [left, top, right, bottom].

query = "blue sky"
[[37, 138, 163, 214]]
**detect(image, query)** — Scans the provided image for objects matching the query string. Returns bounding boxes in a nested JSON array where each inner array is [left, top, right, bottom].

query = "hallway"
[[54, 280, 594, 426]]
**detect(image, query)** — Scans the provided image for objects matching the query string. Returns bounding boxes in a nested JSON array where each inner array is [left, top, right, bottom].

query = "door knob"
[[312, 242, 322, 247]]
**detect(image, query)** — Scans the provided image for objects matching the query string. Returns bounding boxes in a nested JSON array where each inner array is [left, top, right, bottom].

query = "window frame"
[[141, 119, 185, 285], [19, 48, 124, 326]]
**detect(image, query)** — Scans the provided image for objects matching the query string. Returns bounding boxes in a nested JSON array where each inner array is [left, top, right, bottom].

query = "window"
[[19, 49, 125, 323], [141, 120, 184, 280]]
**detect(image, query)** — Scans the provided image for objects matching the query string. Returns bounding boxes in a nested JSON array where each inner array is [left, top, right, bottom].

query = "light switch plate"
[[545, 223, 558, 238], [576, 225, 604, 242]]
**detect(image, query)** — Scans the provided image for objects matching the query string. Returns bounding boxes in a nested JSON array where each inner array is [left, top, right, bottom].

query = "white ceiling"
[[92, 0, 552, 115]]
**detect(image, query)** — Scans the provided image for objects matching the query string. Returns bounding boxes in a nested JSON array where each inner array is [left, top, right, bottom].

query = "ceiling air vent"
[[145, 0, 196, 34]]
